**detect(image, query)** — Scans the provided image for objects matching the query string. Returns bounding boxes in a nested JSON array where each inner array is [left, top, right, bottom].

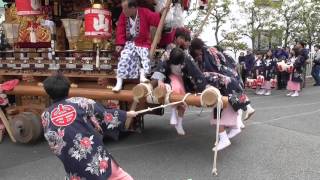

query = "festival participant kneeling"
[[42, 73, 137, 180]]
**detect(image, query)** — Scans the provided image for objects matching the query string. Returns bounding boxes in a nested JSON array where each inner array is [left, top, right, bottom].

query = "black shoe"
[[313, 84, 320, 86]]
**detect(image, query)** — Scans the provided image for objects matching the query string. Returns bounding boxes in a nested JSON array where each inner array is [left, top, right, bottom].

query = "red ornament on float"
[[84, 8, 112, 39], [15, 0, 42, 16]]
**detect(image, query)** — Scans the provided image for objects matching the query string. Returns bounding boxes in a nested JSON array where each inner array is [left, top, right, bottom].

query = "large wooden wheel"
[[10, 112, 43, 144]]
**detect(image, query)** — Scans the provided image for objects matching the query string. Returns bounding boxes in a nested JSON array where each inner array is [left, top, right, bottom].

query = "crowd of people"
[[238, 41, 320, 97], [40, 0, 320, 179], [42, 26, 256, 180]]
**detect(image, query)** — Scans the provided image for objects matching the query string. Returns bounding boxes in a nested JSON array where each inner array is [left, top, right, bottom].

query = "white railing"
[[306, 52, 314, 77]]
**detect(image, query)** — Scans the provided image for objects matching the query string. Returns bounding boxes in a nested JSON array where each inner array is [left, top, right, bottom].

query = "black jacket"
[[152, 55, 207, 93]]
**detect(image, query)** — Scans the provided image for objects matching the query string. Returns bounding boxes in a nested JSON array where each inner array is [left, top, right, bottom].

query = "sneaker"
[[213, 137, 231, 151], [259, 89, 266, 95], [255, 89, 261, 95], [227, 128, 241, 139], [256, 89, 264, 95], [264, 90, 271, 96], [291, 91, 299, 97], [240, 123, 245, 129], [286, 92, 293, 96]]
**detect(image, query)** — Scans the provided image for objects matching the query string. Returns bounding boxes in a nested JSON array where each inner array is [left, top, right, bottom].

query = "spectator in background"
[[238, 52, 246, 83], [295, 41, 309, 88], [244, 49, 255, 79], [296, 41, 309, 61], [286, 48, 305, 97], [311, 44, 320, 86], [277, 55, 290, 90], [238, 52, 245, 64], [274, 47, 289, 60]]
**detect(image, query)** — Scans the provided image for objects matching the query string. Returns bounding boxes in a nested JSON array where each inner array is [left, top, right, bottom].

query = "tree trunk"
[[251, 8, 255, 49], [284, 31, 289, 48], [234, 50, 238, 61], [215, 20, 220, 45], [251, 37, 255, 50], [284, 21, 290, 48], [257, 31, 261, 50], [308, 42, 312, 50]]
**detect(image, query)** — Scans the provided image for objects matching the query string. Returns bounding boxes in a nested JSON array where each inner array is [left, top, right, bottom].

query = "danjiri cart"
[[0, 0, 223, 144]]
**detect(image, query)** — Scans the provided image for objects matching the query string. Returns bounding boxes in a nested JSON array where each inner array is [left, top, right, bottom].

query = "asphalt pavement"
[[0, 86, 320, 180]]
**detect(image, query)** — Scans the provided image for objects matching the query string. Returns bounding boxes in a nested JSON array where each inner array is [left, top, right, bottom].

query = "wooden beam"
[[149, 0, 172, 58], [8, 84, 228, 107], [7, 85, 134, 102]]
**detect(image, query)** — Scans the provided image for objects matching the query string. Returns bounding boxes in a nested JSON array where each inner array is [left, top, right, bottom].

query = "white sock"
[[175, 117, 185, 135], [227, 128, 241, 139], [237, 110, 245, 129], [170, 107, 177, 125], [244, 104, 255, 120], [112, 77, 123, 92], [228, 111, 242, 138], [139, 69, 149, 83]]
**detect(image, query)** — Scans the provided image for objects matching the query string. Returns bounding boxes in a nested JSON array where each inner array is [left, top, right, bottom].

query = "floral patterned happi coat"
[[41, 97, 127, 180]]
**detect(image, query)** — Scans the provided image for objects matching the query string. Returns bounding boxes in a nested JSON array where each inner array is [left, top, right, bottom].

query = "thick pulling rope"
[[131, 84, 223, 175], [211, 89, 223, 176], [135, 93, 192, 114], [200, 86, 220, 107], [139, 83, 160, 104]]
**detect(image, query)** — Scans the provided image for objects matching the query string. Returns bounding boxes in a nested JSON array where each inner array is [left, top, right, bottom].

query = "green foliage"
[[185, 0, 320, 49], [290, 0, 320, 47], [254, 0, 282, 8], [186, 0, 231, 44], [220, 31, 248, 59]]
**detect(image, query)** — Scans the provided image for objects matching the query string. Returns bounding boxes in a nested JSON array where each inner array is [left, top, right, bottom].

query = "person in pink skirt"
[[190, 39, 251, 151], [152, 48, 188, 135], [287, 47, 305, 97], [151, 29, 208, 135], [152, 45, 208, 135]]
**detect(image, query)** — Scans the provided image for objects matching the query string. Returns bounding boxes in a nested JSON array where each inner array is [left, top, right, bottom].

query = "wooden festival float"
[[0, 0, 225, 144]]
